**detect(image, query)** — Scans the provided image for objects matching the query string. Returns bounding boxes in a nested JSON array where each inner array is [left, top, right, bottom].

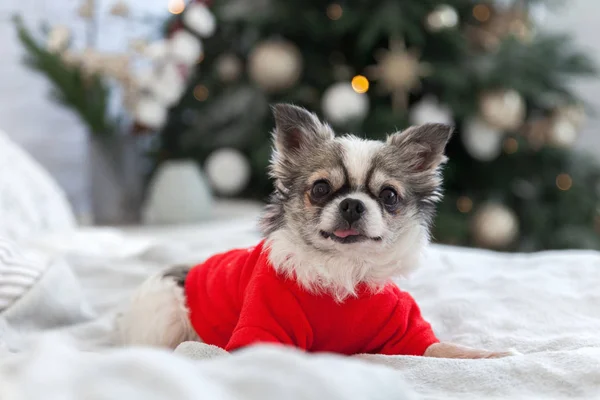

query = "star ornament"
[[366, 37, 432, 111]]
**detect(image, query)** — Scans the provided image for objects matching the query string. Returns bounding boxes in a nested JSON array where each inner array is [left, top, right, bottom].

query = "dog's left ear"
[[387, 123, 453, 172]]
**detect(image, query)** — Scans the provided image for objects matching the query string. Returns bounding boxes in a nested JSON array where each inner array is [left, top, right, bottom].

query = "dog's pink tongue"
[[333, 229, 360, 238]]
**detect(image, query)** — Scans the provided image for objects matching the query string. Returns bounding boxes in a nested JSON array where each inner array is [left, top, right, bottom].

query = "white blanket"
[[1, 216, 600, 399]]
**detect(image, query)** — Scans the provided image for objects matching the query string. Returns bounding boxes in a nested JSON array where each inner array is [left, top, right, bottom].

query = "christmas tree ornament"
[[426, 5, 459, 32], [109, 0, 130, 17], [248, 40, 303, 93], [547, 113, 578, 148], [47, 25, 71, 53], [169, 30, 203, 65], [142, 160, 213, 225], [365, 36, 432, 111], [471, 203, 519, 249], [322, 82, 369, 125], [215, 53, 243, 83], [204, 148, 251, 196], [149, 62, 186, 106], [556, 173, 573, 191], [462, 117, 504, 162], [78, 0, 95, 19], [409, 96, 453, 125], [183, 3, 216, 37], [145, 40, 169, 61], [135, 97, 168, 129], [479, 89, 525, 131]]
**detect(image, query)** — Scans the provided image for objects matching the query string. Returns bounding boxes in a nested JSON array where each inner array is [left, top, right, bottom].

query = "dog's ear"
[[271, 104, 334, 156], [387, 123, 453, 172]]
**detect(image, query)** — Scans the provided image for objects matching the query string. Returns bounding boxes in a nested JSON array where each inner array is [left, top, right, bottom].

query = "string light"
[[168, 0, 185, 15], [457, 196, 473, 213], [503, 137, 518, 154], [556, 173, 572, 191], [351, 75, 369, 94], [327, 4, 343, 20], [193, 85, 209, 101], [473, 4, 491, 22]]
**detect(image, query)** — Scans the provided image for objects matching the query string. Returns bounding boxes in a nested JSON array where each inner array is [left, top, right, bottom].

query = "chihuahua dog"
[[117, 104, 512, 359]]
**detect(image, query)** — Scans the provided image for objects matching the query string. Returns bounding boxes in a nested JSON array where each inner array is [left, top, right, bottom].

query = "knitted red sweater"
[[184, 240, 438, 355]]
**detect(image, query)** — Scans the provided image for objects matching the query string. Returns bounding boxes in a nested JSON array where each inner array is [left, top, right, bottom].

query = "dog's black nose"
[[339, 198, 366, 224]]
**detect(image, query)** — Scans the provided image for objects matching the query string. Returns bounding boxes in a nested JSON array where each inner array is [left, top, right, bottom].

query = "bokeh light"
[[168, 0, 185, 15], [193, 85, 209, 101], [503, 137, 518, 154], [327, 4, 343, 20], [351, 75, 369, 93], [457, 196, 473, 213], [556, 173, 573, 191], [473, 4, 491, 22]]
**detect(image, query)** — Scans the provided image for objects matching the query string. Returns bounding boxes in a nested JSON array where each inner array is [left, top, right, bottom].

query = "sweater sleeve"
[[226, 273, 313, 352], [379, 290, 439, 356]]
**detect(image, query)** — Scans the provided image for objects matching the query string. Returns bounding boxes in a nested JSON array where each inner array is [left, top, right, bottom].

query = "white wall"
[[544, 0, 600, 156]]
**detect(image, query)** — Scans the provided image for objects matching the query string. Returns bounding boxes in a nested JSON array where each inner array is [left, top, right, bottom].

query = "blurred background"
[[1, 0, 600, 252]]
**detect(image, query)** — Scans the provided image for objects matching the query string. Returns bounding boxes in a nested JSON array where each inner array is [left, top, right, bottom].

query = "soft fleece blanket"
[[1, 217, 599, 399]]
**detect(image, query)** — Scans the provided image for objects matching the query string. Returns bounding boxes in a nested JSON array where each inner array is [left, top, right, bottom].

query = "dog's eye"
[[311, 181, 331, 199], [379, 188, 398, 206]]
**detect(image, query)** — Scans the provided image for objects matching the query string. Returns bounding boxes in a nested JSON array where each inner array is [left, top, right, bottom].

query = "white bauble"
[[462, 117, 504, 161], [322, 82, 369, 125], [204, 148, 251, 196], [135, 97, 168, 129], [548, 115, 578, 148], [479, 89, 525, 131], [148, 63, 185, 106], [169, 30, 203, 65], [247, 40, 303, 92], [47, 25, 71, 53], [426, 5, 459, 32], [409, 96, 453, 125], [145, 40, 168, 60], [183, 3, 216, 37], [142, 160, 213, 225], [472, 203, 519, 249]]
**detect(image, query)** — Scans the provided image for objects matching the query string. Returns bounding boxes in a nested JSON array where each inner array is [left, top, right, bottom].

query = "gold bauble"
[[471, 203, 519, 249], [479, 89, 525, 131], [247, 40, 303, 92]]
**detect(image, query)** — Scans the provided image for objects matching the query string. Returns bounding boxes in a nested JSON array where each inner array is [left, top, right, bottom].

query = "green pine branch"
[[13, 15, 115, 136]]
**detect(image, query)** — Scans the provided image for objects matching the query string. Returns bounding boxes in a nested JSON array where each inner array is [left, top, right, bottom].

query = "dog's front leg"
[[424, 342, 517, 359]]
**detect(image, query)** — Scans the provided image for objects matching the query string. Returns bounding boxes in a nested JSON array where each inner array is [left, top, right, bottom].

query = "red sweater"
[[184, 240, 438, 355]]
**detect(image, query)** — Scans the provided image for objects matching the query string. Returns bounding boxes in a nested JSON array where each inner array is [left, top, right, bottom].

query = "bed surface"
[[2, 215, 600, 399]]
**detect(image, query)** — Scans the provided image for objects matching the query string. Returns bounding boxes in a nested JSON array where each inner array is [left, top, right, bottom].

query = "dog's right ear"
[[271, 104, 334, 157]]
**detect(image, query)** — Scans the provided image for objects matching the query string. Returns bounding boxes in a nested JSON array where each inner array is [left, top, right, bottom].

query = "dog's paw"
[[424, 343, 521, 359]]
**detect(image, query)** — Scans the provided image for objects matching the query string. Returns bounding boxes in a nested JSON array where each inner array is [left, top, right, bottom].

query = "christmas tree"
[[158, 0, 600, 251]]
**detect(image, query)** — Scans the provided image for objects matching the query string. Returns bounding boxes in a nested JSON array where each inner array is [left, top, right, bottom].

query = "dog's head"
[[260, 104, 452, 299]]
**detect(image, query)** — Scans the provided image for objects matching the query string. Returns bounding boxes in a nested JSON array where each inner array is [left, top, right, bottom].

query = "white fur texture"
[[115, 273, 198, 349], [338, 136, 383, 186], [266, 223, 427, 302]]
